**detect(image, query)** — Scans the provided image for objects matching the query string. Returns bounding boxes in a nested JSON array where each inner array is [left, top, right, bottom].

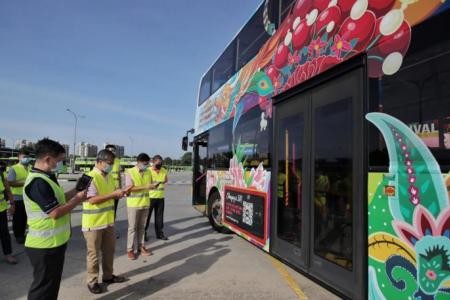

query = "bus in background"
[[182, 1, 450, 298]]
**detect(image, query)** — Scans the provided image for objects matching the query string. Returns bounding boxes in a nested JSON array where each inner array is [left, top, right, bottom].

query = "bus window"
[[369, 34, 450, 171], [199, 70, 212, 106], [208, 121, 232, 169], [212, 41, 236, 94], [237, 4, 270, 68], [233, 106, 270, 168]]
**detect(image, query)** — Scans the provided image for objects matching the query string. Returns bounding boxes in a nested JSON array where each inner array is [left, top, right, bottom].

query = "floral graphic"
[[331, 34, 352, 57]]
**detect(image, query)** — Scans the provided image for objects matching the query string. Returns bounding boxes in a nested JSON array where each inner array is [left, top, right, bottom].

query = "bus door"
[[271, 59, 365, 299], [192, 134, 208, 212]]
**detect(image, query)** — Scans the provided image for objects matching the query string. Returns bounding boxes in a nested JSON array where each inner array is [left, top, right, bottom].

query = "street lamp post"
[[66, 109, 85, 173]]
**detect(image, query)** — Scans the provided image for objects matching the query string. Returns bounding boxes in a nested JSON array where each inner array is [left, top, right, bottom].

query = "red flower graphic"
[[331, 34, 352, 57]]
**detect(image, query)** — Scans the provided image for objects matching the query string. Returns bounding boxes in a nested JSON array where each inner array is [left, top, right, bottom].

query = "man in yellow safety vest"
[[23, 138, 87, 300], [145, 155, 169, 241], [0, 161, 17, 264], [125, 153, 158, 260], [83, 149, 128, 294], [7, 147, 32, 244]]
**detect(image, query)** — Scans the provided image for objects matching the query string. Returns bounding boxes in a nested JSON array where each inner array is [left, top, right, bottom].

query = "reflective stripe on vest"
[[24, 171, 70, 249], [149, 168, 167, 199], [10, 164, 29, 200], [0, 179, 6, 212], [126, 167, 151, 208], [82, 168, 115, 230], [111, 158, 121, 188]]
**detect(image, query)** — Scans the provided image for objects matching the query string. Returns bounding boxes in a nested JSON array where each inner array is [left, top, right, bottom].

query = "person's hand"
[[147, 183, 157, 190], [75, 190, 88, 204], [123, 185, 134, 196], [113, 189, 125, 198], [8, 202, 15, 215]]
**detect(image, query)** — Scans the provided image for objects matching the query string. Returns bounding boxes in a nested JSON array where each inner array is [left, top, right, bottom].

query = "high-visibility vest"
[[82, 168, 115, 230], [0, 178, 7, 212], [149, 167, 167, 199], [111, 158, 121, 189], [126, 167, 151, 208], [23, 172, 70, 249], [10, 163, 29, 200]]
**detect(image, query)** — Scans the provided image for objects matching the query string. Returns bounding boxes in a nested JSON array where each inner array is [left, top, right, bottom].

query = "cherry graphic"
[[375, 18, 411, 57], [313, 0, 331, 12], [293, 0, 312, 18], [266, 65, 279, 83], [338, 10, 376, 51], [274, 43, 290, 69], [368, 0, 396, 18], [337, 0, 357, 19], [316, 6, 342, 37], [292, 19, 311, 50], [280, 15, 294, 38]]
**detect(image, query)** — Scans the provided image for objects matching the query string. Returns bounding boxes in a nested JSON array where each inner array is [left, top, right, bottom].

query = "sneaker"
[[140, 246, 152, 256], [5, 255, 18, 265], [87, 283, 103, 294], [127, 250, 136, 260], [103, 275, 126, 284]]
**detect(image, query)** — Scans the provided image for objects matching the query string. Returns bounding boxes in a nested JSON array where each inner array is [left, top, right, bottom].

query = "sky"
[[0, 0, 262, 158]]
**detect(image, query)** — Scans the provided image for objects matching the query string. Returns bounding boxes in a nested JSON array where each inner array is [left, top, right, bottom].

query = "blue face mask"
[[103, 163, 113, 174], [20, 157, 31, 165], [51, 161, 64, 173], [139, 164, 148, 171]]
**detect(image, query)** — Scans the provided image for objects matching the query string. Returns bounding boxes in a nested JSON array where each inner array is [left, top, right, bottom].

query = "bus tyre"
[[208, 191, 231, 234]]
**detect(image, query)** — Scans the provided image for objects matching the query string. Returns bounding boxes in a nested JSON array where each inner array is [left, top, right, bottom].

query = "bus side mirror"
[[182, 136, 188, 151]]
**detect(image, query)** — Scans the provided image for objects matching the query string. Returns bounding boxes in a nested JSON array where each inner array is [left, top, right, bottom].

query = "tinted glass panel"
[[199, 70, 212, 106], [238, 4, 270, 68], [277, 111, 303, 247], [368, 11, 450, 171], [212, 41, 236, 93], [313, 98, 353, 271], [208, 121, 232, 169], [233, 106, 271, 168]]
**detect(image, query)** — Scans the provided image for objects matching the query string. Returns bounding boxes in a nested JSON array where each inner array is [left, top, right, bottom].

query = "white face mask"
[[51, 161, 64, 173]]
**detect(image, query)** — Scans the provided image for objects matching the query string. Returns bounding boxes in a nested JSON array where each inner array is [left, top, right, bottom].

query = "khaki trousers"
[[127, 207, 149, 251], [83, 226, 116, 285]]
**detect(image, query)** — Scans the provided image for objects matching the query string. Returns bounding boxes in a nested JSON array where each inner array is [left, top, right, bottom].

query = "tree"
[[163, 157, 172, 165], [180, 152, 192, 166]]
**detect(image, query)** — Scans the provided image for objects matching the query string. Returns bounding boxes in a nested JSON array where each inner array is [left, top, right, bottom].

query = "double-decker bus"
[[182, 1, 450, 298]]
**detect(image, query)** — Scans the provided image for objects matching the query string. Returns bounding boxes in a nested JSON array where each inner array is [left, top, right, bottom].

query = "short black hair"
[[105, 144, 116, 150], [153, 154, 162, 161], [97, 149, 115, 162], [137, 153, 150, 162], [34, 138, 65, 159], [19, 147, 31, 156]]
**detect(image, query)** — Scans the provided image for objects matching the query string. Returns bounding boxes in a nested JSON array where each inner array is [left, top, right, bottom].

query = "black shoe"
[[157, 235, 169, 241], [103, 275, 126, 284], [87, 283, 103, 294], [16, 237, 25, 244]]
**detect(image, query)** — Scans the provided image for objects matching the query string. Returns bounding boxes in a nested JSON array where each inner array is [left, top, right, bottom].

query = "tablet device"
[[76, 174, 93, 191]]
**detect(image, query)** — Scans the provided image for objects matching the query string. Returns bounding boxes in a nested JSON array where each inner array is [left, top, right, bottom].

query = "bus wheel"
[[208, 191, 231, 234]]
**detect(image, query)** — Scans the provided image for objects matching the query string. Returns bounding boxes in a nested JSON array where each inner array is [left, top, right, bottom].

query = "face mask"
[[51, 161, 64, 173], [155, 163, 162, 170], [21, 157, 31, 165], [139, 164, 148, 171], [103, 163, 113, 174]]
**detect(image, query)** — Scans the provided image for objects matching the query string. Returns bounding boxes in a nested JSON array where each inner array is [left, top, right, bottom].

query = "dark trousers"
[[0, 210, 12, 255], [145, 198, 165, 237], [13, 200, 27, 239], [114, 198, 119, 220], [26, 243, 67, 300]]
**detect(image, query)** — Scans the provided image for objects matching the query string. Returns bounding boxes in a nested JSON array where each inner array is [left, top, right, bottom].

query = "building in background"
[[77, 142, 98, 157], [61, 144, 70, 156], [15, 139, 34, 149], [103, 143, 125, 157], [0, 138, 5, 148]]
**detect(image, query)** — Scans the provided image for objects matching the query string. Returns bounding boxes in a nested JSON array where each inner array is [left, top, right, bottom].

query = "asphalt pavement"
[[0, 171, 339, 300]]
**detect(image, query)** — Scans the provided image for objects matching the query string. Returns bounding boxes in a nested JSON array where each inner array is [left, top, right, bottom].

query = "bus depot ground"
[[0, 171, 338, 300]]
